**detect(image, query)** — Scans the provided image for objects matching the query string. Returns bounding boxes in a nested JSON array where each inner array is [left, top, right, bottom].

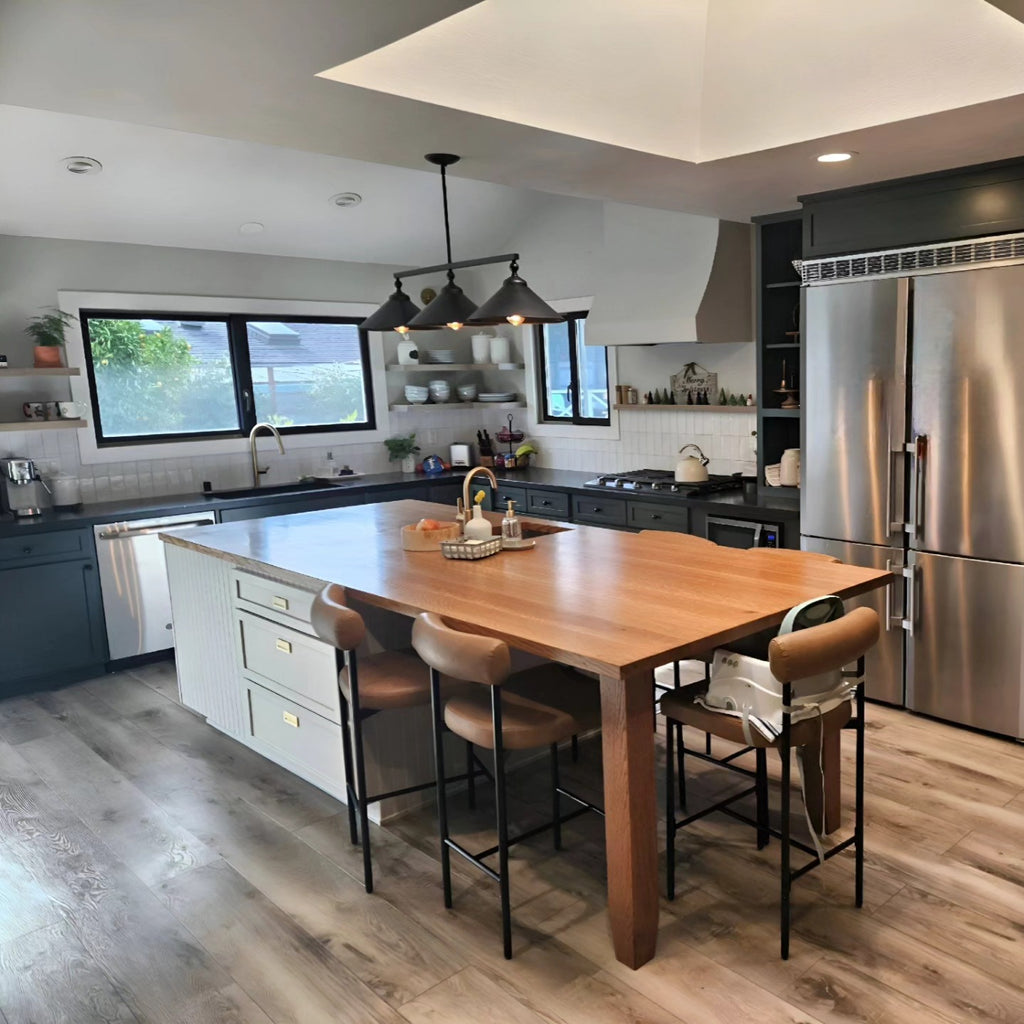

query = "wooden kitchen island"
[[162, 499, 891, 969]]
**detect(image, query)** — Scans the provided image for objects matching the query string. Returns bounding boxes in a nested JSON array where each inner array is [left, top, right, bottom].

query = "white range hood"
[[586, 202, 753, 346]]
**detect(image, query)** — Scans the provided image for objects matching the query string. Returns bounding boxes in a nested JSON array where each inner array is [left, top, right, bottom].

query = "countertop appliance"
[[450, 442, 473, 468], [802, 247, 1024, 732], [675, 444, 710, 483], [706, 515, 780, 549], [584, 469, 744, 499], [94, 511, 215, 661], [0, 457, 49, 517]]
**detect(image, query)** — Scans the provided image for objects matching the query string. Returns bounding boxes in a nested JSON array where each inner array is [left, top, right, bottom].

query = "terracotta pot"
[[33, 345, 64, 368]]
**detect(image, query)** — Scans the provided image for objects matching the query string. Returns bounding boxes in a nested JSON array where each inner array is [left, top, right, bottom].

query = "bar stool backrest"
[[768, 607, 880, 684], [310, 583, 367, 652], [412, 613, 511, 687]]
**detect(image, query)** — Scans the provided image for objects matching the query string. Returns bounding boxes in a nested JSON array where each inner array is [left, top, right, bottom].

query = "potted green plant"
[[25, 308, 77, 368], [384, 432, 420, 473]]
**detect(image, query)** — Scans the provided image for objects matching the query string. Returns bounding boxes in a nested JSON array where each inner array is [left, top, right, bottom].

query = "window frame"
[[534, 312, 609, 426], [79, 308, 377, 448]]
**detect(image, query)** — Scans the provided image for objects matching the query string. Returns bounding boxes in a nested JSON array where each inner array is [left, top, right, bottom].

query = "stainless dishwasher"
[[94, 511, 216, 661]]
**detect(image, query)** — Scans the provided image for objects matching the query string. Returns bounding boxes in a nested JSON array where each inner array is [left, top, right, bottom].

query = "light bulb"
[[446, 321, 463, 331], [394, 324, 410, 335], [506, 314, 526, 327], [817, 152, 853, 163]]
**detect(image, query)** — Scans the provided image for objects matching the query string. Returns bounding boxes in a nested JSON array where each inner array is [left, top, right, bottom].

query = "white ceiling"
[[322, 0, 1024, 163], [2, 0, 1024, 262]]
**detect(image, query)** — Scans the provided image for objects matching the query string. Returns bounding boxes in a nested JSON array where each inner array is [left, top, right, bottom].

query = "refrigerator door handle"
[[884, 557, 904, 631], [889, 279, 910, 536], [901, 564, 916, 636], [906, 435, 928, 538], [887, 447, 907, 534]]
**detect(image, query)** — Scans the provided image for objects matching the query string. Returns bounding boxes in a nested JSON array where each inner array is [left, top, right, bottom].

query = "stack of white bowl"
[[428, 379, 451, 403], [457, 383, 477, 402], [405, 384, 429, 405]]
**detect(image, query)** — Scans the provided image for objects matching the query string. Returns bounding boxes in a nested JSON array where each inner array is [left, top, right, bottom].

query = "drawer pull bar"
[[275, 638, 292, 654], [272, 596, 289, 610], [282, 711, 299, 728]]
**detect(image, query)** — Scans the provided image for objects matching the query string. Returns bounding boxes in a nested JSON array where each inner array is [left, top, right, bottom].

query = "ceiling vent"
[[800, 232, 1024, 284], [329, 192, 362, 208]]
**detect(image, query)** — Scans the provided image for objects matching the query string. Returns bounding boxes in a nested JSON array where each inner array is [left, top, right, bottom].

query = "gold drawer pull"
[[272, 595, 289, 610], [275, 638, 292, 654], [282, 711, 299, 728]]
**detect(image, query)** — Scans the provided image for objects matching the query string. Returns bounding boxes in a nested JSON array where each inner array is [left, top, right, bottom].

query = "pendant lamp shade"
[[466, 263, 565, 327], [406, 274, 478, 331], [360, 280, 420, 332]]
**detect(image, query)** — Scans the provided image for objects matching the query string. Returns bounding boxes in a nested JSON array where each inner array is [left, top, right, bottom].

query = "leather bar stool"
[[310, 584, 483, 894], [662, 605, 880, 959], [411, 612, 601, 959]]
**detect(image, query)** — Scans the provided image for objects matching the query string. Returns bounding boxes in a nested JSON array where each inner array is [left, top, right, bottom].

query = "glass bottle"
[[501, 499, 522, 543]]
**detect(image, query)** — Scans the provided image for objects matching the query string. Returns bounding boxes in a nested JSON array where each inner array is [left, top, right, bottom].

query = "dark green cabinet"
[[0, 552, 106, 696], [218, 491, 364, 523]]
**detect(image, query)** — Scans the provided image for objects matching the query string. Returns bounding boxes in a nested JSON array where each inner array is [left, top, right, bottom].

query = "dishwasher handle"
[[96, 518, 215, 540]]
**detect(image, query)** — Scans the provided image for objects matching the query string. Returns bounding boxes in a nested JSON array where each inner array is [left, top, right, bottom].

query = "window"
[[80, 311, 375, 445], [535, 313, 609, 425]]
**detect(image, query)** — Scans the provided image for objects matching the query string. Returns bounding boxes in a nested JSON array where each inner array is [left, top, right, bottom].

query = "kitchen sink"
[[204, 480, 343, 500]]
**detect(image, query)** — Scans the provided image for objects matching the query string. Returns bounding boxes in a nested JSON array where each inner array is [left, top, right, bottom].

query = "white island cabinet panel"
[[165, 542, 248, 738]]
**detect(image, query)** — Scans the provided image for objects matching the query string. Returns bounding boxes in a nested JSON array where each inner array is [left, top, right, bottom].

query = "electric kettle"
[[675, 443, 710, 483]]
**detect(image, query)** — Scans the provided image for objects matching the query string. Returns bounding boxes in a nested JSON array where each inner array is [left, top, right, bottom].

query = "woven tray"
[[440, 536, 503, 560]]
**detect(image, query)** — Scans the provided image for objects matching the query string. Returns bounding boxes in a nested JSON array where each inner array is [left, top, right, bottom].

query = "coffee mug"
[[44, 402, 61, 420], [22, 402, 44, 420], [57, 401, 82, 419]]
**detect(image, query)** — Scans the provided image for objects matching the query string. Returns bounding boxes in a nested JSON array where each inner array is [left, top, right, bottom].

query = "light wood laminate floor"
[[1, 660, 1023, 1023]]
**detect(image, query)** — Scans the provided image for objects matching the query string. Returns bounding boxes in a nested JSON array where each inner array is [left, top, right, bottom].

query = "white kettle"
[[675, 443, 710, 483]]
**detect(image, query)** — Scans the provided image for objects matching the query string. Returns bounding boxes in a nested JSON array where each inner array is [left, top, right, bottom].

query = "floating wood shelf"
[[390, 402, 524, 412], [762, 408, 801, 418], [386, 363, 523, 372], [0, 367, 81, 377], [0, 418, 87, 431], [613, 403, 756, 413], [765, 343, 800, 350]]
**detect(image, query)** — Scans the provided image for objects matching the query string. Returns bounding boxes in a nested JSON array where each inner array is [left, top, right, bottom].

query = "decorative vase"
[[33, 345, 64, 368], [401, 454, 417, 474], [463, 505, 493, 540]]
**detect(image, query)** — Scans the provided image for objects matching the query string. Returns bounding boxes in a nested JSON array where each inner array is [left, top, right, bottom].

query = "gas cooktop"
[[583, 469, 745, 498]]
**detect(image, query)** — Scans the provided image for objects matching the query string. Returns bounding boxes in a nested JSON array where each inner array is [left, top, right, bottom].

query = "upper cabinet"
[[586, 203, 753, 346]]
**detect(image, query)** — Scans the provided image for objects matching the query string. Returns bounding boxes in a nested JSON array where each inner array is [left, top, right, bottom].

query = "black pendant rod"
[[397, 252, 519, 281], [440, 161, 453, 272]]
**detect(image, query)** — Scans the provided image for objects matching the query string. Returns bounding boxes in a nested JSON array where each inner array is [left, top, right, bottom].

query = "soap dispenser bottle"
[[463, 504, 493, 541], [501, 499, 522, 544]]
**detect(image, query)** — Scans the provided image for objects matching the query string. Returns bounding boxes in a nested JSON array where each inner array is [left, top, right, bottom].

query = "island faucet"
[[249, 422, 285, 487], [462, 465, 498, 516]]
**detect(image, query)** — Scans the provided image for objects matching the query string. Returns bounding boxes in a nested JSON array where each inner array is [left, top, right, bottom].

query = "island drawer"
[[627, 501, 690, 533], [233, 571, 316, 628], [490, 483, 527, 511], [0, 528, 89, 565], [526, 489, 570, 519], [236, 610, 340, 723], [245, 681, 343, 788], [572, 495, 627, 527]]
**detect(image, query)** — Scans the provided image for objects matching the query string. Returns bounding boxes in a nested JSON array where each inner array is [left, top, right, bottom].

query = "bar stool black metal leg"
[[665, 714, 676, 901], [491, 687, 512, 959], [571, 734, 579, 762], [550, 744, 562, 851], [755, 747, 769, 850], [855, 671, 865, 909], [676, 723, 687, 807], [780, 685, 792, 961], [338, 690, 359, 846], [430, 668, 452, 909], [347, 659, 373, 894], [466, 740, 476, 809]]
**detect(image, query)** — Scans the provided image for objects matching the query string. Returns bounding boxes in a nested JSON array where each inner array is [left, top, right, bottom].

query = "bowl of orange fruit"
[[401, 517, 462, 551]]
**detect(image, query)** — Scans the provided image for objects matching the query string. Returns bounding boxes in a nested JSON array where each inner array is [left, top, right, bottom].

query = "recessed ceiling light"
[[239, 221, 265, 234], [62, 155, 102, 175], [817, 152, 854, 163], [329, 192, 362, 208]]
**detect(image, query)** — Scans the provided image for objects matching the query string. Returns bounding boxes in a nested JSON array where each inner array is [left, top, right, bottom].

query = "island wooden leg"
[[599, 670, 659, 969]]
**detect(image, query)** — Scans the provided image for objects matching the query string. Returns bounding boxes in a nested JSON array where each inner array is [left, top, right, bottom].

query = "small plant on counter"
[[384, 433, 420, 461], [25, 308, 77, 368]]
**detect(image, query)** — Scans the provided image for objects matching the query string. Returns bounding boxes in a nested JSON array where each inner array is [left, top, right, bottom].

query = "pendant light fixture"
[[360, 153, 563, 334]]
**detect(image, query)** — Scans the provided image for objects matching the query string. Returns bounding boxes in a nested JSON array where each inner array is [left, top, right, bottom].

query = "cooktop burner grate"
[[583, 469, 745, 498]]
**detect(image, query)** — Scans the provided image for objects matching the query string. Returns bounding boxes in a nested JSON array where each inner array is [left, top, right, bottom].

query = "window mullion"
[[565, 318, 583, 424], [228, 316, 257, 432]]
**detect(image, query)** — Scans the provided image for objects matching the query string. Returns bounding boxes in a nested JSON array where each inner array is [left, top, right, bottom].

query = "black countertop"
[[0, 466, 798, 537]]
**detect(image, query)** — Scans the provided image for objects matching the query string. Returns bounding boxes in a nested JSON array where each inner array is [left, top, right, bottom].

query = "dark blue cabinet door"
[[0, 558, 106, 694]]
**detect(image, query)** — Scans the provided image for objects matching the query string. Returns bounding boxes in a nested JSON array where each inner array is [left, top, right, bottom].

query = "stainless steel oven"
[[705, 515, 781, 549]]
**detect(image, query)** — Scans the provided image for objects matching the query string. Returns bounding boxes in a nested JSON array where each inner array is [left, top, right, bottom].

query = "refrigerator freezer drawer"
[[801, 536, 905, 706], [906, 551, 1024, 738]]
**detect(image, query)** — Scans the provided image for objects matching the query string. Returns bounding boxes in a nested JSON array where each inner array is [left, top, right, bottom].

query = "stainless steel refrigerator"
[[801, 263, 1024, 738]]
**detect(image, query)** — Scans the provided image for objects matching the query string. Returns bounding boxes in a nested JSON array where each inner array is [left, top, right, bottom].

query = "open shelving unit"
[[753, 211, 803, 496], [385, 363, 523, 373], [612, 403, 756, 413], [0, 367, 81, 377], [0, 418, 87, 431]]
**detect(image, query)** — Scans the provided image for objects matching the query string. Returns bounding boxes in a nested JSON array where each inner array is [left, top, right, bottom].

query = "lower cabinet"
[[572, 494, 628, 527], [0, 542, 106, 696], [525, 488, 571, 519], [626, 500, 690, 533], [218, 490, 364, 523]]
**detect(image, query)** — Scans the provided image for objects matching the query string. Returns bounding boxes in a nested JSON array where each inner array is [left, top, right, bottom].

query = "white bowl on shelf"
[[405, 385, 429, 405], [457, 384, 477, 402]]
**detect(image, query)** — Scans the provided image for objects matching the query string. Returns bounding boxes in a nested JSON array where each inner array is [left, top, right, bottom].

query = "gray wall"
[[0, 234, 398, 365]]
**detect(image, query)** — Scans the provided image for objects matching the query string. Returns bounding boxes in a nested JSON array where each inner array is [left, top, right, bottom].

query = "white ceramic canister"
[[779, 448, 801, 487], [489, 335, 511, 364], [471, 334, 491, 364], [51, 474, 82, 508], [397, 340, 420, 365]]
